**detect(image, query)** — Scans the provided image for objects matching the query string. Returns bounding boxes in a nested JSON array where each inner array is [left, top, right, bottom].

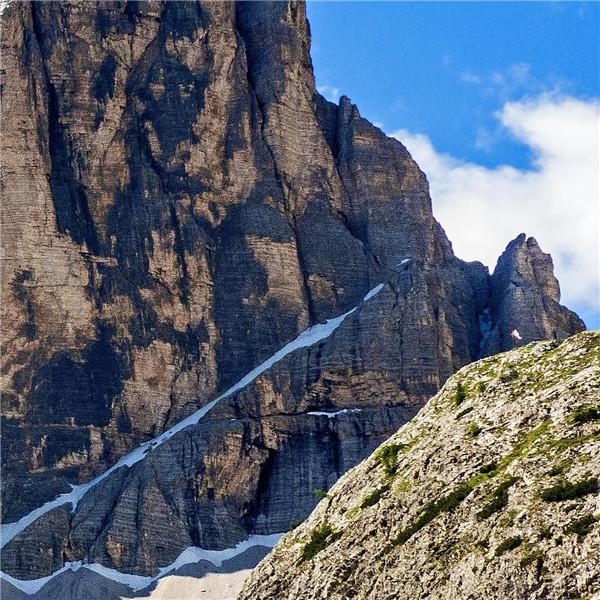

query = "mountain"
[[240, 332, 600, 600], [0, 0, 584, 592]]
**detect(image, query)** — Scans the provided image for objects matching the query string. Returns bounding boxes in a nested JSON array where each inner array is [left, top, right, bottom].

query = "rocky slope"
[[240, 331, 600, 600], [0, 0, 584, 588]]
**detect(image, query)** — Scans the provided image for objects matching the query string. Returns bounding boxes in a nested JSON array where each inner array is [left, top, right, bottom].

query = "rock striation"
[[240, 332, 600, 600], [0, 0, 584, 588]]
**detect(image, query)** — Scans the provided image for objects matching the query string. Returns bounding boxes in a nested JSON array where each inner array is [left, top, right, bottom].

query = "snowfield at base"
[[0, 283, 386, 588], [1, 534, 282, 595]]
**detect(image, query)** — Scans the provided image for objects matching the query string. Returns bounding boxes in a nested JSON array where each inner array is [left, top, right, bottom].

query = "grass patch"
[[563, 514, 599, 538], [476, 476, 518, 521], [389, 482, 474, 548], [476, 381, 487, 394], [542, 430, 600, 452], [314, 488, 331, 500], [394, 480, 412, 494], [299, 522, 342, 562], [540, 477, 598, 502], [453, 382, 467, 406], [494, 536, 522, 556], [360, 483, 391, 509], [570, 407, 600, 425], [468, 421, 482, 438], [373, 443, 404, 477], [495, 421, 550, 472]]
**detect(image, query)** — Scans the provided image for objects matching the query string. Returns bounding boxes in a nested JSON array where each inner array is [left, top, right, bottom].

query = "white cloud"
[[317, 85, 340, 102], [390, 94, 600, 316]]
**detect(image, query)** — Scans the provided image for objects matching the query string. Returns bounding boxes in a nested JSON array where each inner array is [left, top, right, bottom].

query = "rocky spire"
[[481, 234, 584, 355]]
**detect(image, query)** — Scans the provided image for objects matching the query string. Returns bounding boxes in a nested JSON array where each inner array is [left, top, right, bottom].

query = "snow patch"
[[1, 283, 386, 548], [0, 534, 283, 595], [307, 408, 363, 418]]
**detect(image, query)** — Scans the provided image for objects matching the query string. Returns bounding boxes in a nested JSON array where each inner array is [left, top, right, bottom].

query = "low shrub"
[[563, 514, 599, 538], [476, 477, 518, 521], [360, 483, 391, 509], [453, 382, 467, 406], [299, 522, 342, 562], [479, 462, 498, 474], [494, 536, 522, 556], [374, 443, 404, 477], [540, 477, 598, 502], [468, 421, 482, 438], [570, 407, 600, 424], [390, 482, 474, 548]]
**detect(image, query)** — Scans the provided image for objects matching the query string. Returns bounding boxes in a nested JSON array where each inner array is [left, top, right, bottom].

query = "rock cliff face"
[[240, 332, 600, 600], [0, 0, 584, 588]]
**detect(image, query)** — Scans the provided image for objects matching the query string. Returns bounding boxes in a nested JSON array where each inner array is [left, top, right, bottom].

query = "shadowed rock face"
[[0, 0, 583, 582]]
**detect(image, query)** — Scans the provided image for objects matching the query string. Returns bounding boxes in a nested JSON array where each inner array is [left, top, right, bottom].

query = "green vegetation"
[[314, 488, 331, 500], [494, 536, 522, 556], [540, 477, 598, 502], [389, 482, 474, 548], [570, 406, 600, 425], [520, 550, 544, 568], [386, 420, 558, 553], [476, 477, 518, 521], [479, 462, 498, 474], [499, 367, 519, 383], [373, 443, 404, 477], [563, 514, 599, 538], [541, 430, 600, 453], [547, 463, 567, 477], [476, 381, 487, 394], [299, 522, 342, 562], [360, 483, 391, 509], [467, 421, 482, 438], [453, 382, 467, 406], [495, 421, 550, 472]]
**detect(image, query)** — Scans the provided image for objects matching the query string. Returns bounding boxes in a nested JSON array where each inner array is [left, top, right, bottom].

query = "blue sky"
[[307, 1, 600, 329]]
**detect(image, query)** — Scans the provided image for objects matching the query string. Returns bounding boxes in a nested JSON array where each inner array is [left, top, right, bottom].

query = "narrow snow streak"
[[1, 283, 385, 549], [0, 534, 283, 595], [307, 408, 363, 418]]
